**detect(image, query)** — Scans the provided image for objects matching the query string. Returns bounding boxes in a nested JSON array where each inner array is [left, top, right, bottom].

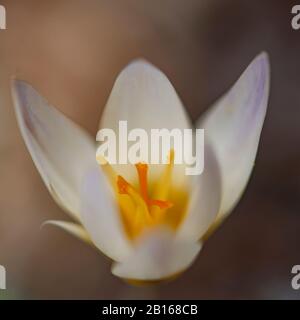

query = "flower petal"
[[12, 80, 96, 221], [197, 53, 270, 218], [42, 220, 92, 245], [99, 60, 192, 185], [176, 143, 222, 242], [112, 228, 201, 281], [101, 59, 192, 136], [80, 167, 132, 262]]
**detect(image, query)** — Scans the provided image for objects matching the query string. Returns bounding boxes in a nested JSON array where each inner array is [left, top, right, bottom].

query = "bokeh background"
[[0, 0, 299, 299]]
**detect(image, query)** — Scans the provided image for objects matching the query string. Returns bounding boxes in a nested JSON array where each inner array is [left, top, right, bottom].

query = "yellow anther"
[[98, 150, 184, 241], [151, 149, 174, 217]]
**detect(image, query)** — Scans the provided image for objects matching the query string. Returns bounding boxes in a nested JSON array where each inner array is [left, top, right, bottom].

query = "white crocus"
[[12, 53, 270, 282]]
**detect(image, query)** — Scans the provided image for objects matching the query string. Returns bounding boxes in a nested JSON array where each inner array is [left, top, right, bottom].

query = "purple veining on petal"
[[15, 81, 52, 148], [233, 54, 270, 152]]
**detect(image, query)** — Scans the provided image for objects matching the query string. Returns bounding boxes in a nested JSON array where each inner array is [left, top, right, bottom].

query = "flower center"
[[97, 150, 189, 241], [117, 165, 174, 211]]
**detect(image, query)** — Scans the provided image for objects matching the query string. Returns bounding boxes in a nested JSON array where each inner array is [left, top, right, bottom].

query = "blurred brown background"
[[0, 0, 299, 299]]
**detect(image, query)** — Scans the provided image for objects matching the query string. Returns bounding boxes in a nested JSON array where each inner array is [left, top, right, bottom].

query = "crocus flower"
[[12, 53, 270, 282]]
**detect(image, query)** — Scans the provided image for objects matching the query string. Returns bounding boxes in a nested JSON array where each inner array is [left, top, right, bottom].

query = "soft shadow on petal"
[[99, 59, 192, 186], [176, 143, 222, 242], [80, 167, 132, 262], [197, 52, 270, 218], [42, 220, 93, 245], [112, 228, 201, 281], [12, 80, 96, 221]]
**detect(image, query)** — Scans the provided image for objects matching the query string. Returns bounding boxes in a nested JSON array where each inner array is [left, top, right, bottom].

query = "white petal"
[[12, 80, 96, 221], [112, 228, 201, 280], [42, 220, 92, 244], [99, 59, 192, 185], [177, 143, 222, 242], [80, 167, 132, 262], [101, 59, 192, 136], [197, 53, 270, 218]]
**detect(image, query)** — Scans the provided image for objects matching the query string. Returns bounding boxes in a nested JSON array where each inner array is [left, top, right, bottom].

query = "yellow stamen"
[[97, 155, 135, 229], [135, 163, 149, 203], [117, 175, 151, 239], [117, 176, 149, 216], [135, 162, 173, 211], [151, 150, 174, 217], [116, 160, 174, 240], [98, 150, 187, 241]]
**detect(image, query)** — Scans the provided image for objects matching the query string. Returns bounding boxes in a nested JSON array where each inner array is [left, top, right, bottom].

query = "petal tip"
[[11, 79, 32, 98], [11, 79, 37, 119], [120, 58, 164, 82], [257, 51, 269, 62], [253, 51, 271, 82], [125, 58, 155, 70]]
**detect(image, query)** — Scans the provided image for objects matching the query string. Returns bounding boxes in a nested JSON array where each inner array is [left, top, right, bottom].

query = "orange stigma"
[[117, 163, 173, 212], [98, 150, 188, 241], [117, 176, 131, 194]]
